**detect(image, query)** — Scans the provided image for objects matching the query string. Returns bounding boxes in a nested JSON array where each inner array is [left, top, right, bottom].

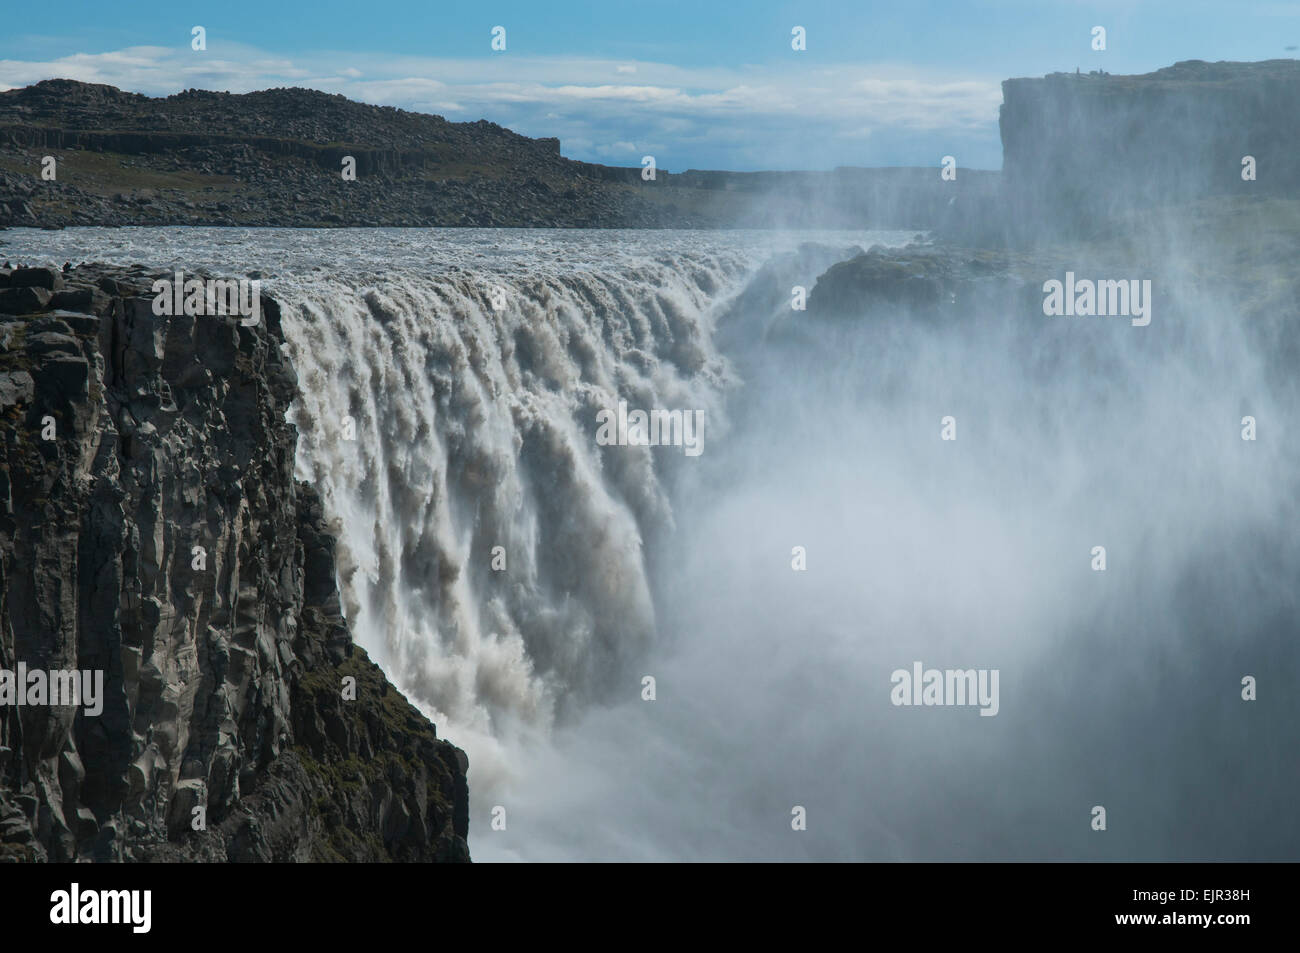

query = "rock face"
[[999, 59, 1300, 234], [0, 263, 470, 862]]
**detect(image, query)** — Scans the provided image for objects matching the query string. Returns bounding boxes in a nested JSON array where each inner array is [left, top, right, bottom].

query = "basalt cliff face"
[[0, 262, 470, 862], [997, 59, 1300, 236]]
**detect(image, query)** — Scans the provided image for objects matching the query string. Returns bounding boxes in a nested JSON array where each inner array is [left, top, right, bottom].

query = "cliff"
[[0, 262, 470, 862], [998, 59, 1300, 236]]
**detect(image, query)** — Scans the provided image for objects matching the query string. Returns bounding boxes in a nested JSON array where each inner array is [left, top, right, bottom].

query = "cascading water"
[[3, 227, 907, 806], [273, 257, 747, 746], [263, 231, 911, 804]]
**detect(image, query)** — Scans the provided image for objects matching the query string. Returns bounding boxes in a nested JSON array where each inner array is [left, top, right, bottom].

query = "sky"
[[1, 1, 1297, 171]]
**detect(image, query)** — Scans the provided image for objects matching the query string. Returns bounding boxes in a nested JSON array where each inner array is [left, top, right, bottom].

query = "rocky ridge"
[[0, 80, 990, 229], [0, 81, 726, 228]]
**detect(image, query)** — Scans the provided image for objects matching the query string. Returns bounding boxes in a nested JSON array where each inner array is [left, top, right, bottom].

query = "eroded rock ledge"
[[0, 262, 470, 862]]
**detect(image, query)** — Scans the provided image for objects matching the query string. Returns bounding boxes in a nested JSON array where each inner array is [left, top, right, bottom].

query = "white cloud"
[[593, 140, 639, 156]]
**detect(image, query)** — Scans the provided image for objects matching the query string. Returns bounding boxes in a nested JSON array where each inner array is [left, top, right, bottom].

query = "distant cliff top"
[[996, 58, 1300, 240], [1006, 57, 1300, 90]]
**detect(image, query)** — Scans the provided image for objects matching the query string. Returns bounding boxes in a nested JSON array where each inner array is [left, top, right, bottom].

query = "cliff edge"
[[998, 59, 1300, 236], [0, 262, 470, 862]]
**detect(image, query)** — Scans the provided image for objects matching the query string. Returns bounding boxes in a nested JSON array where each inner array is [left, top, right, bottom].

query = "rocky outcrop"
[[805, 243, 1046, 321], [0, 262, 470, 862]]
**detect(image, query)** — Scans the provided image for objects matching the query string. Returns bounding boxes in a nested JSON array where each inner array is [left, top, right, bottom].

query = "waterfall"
[[273, 251, 754, 745], [5, 225, 1295, 859]]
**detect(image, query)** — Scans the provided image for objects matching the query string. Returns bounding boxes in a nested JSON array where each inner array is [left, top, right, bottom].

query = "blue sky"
[[2, 1, 1297, 171]]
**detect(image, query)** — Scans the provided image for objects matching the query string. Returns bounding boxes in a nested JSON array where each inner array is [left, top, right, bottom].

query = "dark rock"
[[8, 266, 63, 291], [49, 286, 111, 315], [31, 352, 90, 408], [24, 331, 80, 357], [44, 309, 103, 335], [0, 262, 470, 863], [0, 371, 32, 409], [0, 285, 53, 314]]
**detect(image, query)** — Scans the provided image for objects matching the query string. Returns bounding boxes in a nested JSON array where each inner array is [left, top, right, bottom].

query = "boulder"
[[0, 285, 53, 314], [8, 266, 63, 291]]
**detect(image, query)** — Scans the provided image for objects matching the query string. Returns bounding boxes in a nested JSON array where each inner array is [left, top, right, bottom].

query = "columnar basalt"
[[0, 262, 470, 862]]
